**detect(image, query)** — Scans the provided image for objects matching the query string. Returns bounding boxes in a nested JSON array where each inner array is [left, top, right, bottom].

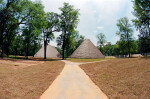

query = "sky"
[[41, 0, 139, 46]]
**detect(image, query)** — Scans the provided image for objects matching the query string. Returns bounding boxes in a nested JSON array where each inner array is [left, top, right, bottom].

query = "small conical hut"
[[70, 39, 104, 58], [34, 45, 61, 58]]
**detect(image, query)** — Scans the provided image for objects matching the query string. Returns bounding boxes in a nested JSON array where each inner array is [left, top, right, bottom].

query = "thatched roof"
[[70, 39, 104, 58], [34, 45, 61, 58]]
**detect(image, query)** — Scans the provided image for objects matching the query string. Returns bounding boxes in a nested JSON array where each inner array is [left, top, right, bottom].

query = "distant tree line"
[[0, 0, 84, 59], [97, 0, 150, 57]]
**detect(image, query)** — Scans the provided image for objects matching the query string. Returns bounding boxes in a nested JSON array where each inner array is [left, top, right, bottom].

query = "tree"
[[75, 35, 85, 48], [21, 0, 45, 59], [42, 12, 60, 59], [11, 34, 23, 56], [64, 30, 84, 57], [0, 0, 33, 57], [97, 33, 106, 49], [0, 0, 19, 57], [116, 17, 134, 58], [0, 0, 44, 57], [57, 29, 84, 58], [57, 2, 80, 60], [132, 0, 150, 56]]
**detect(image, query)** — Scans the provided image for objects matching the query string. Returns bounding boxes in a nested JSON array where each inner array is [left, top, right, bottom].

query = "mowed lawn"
[[80, 58, 150, 99], [0, 58, 65, 99]]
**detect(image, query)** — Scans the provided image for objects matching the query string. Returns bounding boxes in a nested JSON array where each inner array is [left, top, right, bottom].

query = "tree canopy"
[[132, 0, 150, 55], [97, 33, 106, 49], [116, 17, 134, 57], [57, 3, 80, 59]]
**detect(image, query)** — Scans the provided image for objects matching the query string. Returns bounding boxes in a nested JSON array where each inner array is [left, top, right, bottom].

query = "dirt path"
[[40, 60, 108, 99]]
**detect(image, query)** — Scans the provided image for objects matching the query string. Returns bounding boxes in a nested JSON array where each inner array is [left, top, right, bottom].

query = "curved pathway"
[[40, 60, 108, 99]]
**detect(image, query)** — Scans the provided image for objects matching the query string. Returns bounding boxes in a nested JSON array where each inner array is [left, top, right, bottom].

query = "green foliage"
[[100, 43, 120, 56], [132, 0, 150, 54], [116, 17, 134, 57], [42, 12, 60, 59], [0, 0, 24, 56], [116, 17, 133, 41], [43, 12, 60, 43], [0, 1, 82, 59], [57, 29, 84, 58], [20, 0, 44, 58], [0, 0, 44, 57], [97, 33, 106, 48], [65, 30, 85, 57], [57, 2, 80, 59], [101, 40, 139, 56]]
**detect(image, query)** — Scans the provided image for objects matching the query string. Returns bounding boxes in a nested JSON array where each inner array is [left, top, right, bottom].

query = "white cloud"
[[93, 30, 97, 33], [97, 26, 104, 30], [40, 0, 136, 46]]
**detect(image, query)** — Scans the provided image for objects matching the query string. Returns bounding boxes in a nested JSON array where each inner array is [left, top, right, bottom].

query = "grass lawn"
[[66, 57, 115, 62], [80, 58, 150, 99], [0, 58, 65, 99]]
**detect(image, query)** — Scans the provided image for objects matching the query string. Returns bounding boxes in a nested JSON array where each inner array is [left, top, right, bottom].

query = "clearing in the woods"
[[0, 57, 150, 99]]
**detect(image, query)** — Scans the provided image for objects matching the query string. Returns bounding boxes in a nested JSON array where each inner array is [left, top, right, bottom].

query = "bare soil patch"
[[0, 59, 44, 69], [80, 58, 150, 99], [0, 59, 65, 99]]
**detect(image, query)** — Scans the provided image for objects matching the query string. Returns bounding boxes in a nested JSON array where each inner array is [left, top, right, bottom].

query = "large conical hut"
[[34, 45, 61, 58], [70, 39, 104, 58]]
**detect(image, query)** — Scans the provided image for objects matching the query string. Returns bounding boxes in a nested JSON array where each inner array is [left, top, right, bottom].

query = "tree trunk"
[[62, 31, 66, 60], [33, 41, 36, 57], [44, 39, 47, 59], [1, 40, 4, 58], [128, 40, 131, 58], [127, 31, 131, 58], [62, 41, 65, 60], [1, 22, 5, 58], [15, 47, 17, 57], [26, 44, 29, 59], [6, 44, 9, 57]]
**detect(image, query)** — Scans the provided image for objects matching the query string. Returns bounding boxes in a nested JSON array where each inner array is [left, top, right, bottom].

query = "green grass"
[[6, 55, 26, 59], [66, 57, 116, 62]]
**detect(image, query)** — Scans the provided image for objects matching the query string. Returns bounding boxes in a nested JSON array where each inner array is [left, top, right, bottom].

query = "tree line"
[[0, 0, 84, 59], [0, 0, 149, 59], [97, 0, 150, 57]]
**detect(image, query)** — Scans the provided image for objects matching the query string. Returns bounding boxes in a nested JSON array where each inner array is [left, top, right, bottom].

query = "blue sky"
[[41, 0, 139, 46]]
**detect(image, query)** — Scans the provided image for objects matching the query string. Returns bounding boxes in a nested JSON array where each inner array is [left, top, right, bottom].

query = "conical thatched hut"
[[34, 45, 61, 58], [70, 39, 104, 58]]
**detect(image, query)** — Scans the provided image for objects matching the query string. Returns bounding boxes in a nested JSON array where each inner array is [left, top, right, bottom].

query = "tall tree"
[[97, 33, 106, 49], [21, 0, 45, 59], [42, 12, 60, 59], [0, 0, 42, 57], [132, 0, 150, 56], [0, 0, 18, 57], [116, 17, 134, 58], [57, 2, 80, 60]]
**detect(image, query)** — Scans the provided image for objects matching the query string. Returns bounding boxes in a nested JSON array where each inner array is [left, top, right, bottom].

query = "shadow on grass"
[[0, 55, 62, 62]]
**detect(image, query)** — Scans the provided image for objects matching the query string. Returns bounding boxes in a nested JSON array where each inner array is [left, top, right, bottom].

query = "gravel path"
[[40, 60, 108, 99]]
